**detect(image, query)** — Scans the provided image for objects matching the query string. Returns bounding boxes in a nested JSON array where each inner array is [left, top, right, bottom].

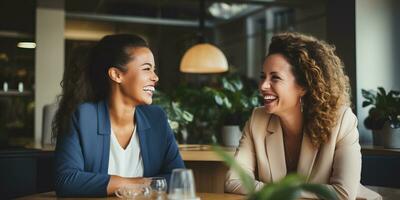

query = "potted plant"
[[206, 75, 260, 147], [212, 145, 338, 200], [153, 90, 194, 143], [362, 87, 400, 148], [174, 85, 224, 144]]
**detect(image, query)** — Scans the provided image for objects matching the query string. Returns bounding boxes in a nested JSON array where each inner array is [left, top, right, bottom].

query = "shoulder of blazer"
[[136, 105, 166, 120], [334, 106, 358, 142], [248, 106, 274, 134], [136, 105, 168, 130], [73, 102, 98, 123], [73, 101, 110, 135], [251, 107, 272, 123]]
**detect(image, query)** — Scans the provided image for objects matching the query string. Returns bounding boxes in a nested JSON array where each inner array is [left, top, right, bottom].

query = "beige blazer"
[[225, 106, 382, 200]]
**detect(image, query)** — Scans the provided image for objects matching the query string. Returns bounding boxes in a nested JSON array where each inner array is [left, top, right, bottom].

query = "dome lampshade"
[[180, 43, 228, 73]]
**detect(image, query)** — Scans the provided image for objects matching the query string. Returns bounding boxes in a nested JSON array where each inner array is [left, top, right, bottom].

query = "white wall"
[[356, 0, 400, 144], [35, 0, 64, 143]]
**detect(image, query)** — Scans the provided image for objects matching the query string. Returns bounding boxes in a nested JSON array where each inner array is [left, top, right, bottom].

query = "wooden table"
[[361, 145, 400, 156], [16, 191, 245, 200], [18, 186, 400, 200]]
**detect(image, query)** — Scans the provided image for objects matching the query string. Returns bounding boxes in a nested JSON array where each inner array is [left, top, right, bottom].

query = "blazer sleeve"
[[301, 107, 362, 200], [54, 111, 110, 197], [328, 108, 362, 200], [225, 109, 265, 194], [154, 108, 185, 184]]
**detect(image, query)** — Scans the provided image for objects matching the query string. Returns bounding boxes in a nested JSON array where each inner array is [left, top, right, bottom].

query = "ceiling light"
[[17, 42, 36, 49], [208, 2, 249, 19], [180, 43, 228, 73], [180, 0, 228, 74]]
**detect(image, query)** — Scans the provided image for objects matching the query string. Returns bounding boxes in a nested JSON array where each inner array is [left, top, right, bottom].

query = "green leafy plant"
[[212, 145, 338, 200], [154, 84, 223, 144], [362, 87, 400, 129], [153, 90, 194, 140], [175, 85, 223, 143], [206, 76, 260, 128]]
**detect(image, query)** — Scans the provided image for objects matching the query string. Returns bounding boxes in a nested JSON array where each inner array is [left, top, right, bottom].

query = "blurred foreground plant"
[[212, 145, 338, 200]]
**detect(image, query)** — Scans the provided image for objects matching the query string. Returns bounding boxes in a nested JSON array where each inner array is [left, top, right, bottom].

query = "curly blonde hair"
[[268, 32, 351, 147]]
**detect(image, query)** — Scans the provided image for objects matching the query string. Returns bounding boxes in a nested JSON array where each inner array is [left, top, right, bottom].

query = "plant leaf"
[[361, 89, 376, 103], [232, 78, 243, 91], [214, 94, 224, 106], [362, 101, 372, 107], [377, 87, 386, 96], [222, 77, 236, 92], [223, 97, 232, 109], [182, 111, 194, 122]]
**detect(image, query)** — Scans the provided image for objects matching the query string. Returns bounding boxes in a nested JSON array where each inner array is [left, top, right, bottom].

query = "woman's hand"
[[107, 175, 151, 195]]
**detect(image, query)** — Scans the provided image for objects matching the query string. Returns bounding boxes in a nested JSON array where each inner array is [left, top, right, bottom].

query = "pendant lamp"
[[180, 0, 228, 73]]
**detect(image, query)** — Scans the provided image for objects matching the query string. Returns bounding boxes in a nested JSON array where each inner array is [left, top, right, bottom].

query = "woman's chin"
[[143, 98, 153, 105], [263, 105, 275, 114]]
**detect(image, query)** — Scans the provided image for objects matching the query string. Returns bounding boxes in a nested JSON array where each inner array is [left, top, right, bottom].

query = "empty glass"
[[150, 177, 167, 199], [115, 184, 151, 199], [168, 169, 200, 200]]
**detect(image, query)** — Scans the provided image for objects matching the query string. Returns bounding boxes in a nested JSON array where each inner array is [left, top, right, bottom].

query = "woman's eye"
[[143, 67, 151, 71], [259, 75, 266, 80], [272, 76, 281, 80]]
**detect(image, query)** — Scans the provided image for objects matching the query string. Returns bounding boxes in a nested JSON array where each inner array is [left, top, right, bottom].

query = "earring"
[[300, 97, 304, 113]]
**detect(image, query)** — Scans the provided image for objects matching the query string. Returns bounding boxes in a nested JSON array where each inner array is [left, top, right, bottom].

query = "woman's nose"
[[260, 80, 270, 90], [152, 72, 159, 82]]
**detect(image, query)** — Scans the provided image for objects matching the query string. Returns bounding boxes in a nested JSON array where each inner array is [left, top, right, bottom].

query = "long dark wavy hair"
[[267, 32, 351, 147], [53, 34, 149, 137]]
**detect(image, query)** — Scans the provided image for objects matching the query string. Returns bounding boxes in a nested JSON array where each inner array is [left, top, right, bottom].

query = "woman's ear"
[[108, 67, 123, 83], [300, 87, 307, 97]]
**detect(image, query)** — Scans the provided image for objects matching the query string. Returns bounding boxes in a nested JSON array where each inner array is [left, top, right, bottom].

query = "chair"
[[41, 103, 58, 146]]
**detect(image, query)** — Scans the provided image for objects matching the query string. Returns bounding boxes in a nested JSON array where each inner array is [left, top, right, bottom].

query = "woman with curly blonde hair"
[[225, 32, 381, 200]]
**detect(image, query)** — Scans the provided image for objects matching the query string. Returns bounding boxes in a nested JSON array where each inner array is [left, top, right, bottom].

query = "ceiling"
[[0, 0, 325, 37]]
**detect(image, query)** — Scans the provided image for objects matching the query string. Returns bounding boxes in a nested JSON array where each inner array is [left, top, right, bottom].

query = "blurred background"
[[0, 0, 399, 147], [1, 0, 400, 199]]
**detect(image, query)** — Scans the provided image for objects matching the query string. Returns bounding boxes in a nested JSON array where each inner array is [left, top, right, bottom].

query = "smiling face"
[[259, 54, 305, 116], [110, 47, 158, 106]]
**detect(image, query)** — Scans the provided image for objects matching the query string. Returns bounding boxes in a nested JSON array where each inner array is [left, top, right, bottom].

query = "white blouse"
[[108, 125, 144, 177]]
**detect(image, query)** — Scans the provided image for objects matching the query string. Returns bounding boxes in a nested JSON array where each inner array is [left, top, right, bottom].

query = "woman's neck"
[[108, 94, 136, 127], [278, 108, 303, 137]]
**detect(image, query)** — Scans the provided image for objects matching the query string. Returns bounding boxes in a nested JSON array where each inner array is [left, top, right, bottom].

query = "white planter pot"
[[222, 125, 242, 147], [382, 123, 400, 149]]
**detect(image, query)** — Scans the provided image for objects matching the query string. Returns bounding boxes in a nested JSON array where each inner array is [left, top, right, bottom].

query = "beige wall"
[[35, 0, 64, 143]]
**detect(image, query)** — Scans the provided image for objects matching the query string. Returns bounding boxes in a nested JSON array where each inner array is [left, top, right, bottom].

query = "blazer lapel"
[[265, 115, 287, 182], [97, 100, 111, 173], [297, 132, 318, 180], [97, 100, 111, 135], [135, 106, 151, 176]]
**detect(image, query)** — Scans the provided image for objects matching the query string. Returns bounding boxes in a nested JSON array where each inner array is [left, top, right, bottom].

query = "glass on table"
[[115, 184, 151, 199], [149, 177, 167, 199], [168, 169, 200, 200]]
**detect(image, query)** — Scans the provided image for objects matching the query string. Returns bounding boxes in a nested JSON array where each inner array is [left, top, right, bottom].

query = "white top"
[[108, 125, 144, 177]]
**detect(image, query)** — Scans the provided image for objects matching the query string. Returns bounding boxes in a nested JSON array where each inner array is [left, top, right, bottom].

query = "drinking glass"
[[150, 177, 167, 199], [168, 169, 199, 200], [115, 184, 151, 199]]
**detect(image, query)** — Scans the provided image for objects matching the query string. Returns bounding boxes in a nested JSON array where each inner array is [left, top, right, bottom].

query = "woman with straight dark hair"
[[53, 34, 184, 197]]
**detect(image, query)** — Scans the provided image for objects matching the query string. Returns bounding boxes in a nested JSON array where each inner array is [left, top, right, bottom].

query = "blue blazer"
[[54, 100, 185, 197]]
